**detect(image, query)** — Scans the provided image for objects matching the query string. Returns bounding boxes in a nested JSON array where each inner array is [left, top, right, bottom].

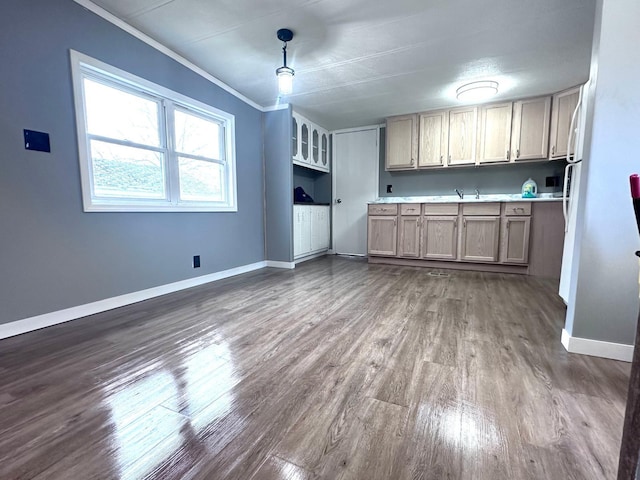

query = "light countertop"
[[369, 193, 562, 204]]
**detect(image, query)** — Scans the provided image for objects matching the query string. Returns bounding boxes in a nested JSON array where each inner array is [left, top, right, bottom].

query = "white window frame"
[[70, 50, 237, 212]]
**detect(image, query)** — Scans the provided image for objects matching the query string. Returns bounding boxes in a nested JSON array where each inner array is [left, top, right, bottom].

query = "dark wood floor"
[[0, 256, 631, 479]]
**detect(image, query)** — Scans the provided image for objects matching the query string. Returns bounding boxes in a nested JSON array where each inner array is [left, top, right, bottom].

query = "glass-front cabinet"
[[292, 110, 330, 172]]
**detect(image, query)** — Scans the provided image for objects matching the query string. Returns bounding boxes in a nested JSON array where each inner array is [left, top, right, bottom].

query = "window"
[[70, 50, 236, 212]]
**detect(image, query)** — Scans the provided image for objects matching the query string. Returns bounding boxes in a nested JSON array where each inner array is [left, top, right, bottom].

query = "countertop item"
[[369, 193, 561, 204]]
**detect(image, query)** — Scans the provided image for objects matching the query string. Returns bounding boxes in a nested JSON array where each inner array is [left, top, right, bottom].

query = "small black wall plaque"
[[24, 129, 51, 153]]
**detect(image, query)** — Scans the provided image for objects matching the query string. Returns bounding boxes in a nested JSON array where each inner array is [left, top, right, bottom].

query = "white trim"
[[294, 251, 328, 264], [72, 0, 263, 111], [0, 261, 267, 340], [561, 328, 634, 362], [330, 124, 385, 135], [70, 50, 237, 212], [265, 261, 295, 269], [263, 103, 290, 112]]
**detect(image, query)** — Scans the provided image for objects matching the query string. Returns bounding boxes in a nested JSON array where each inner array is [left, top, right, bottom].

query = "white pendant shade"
[[277, 67, 294, 95]]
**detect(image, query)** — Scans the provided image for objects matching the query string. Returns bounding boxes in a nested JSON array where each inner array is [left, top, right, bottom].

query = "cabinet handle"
[[463, 219, 466, 228], [516, 148, 520, 158], [506, 149, 510, 160], [448, 155, 452, 162], [551, 145, 555, 155], [454, 219, 457, 229], [411, 158, 415, 165]]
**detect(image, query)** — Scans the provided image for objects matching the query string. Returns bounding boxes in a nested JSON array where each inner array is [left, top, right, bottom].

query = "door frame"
[[330, 124, 382, 255]]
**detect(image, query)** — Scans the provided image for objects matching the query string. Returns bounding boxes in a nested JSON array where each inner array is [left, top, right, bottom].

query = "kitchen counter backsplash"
[[369, 193, 561, 204]]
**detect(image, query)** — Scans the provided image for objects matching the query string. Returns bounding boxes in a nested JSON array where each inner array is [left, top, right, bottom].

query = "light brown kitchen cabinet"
[[549, 86, 580, 159], [460, 215, 500, 263], [499, 202, 531, 264], [367, 204, 398, 256], [386, 114, 418, 170], [477, 102, 513, 164], [418, 110, 448, 168], [398, 216, 421, 257], [448, 106, 478, 165], [511, 96, 551, 161], [368, 216, 397, 256], [421, 215, 458, 260], [500, 216, 531, 264]]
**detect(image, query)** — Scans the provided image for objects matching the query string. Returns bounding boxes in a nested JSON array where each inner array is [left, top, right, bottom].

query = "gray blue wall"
[[0, 0, 265, 325], [378, 128, 567, 197], [264, 108, 293, 263]]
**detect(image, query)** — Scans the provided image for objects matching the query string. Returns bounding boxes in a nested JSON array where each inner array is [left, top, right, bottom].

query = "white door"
[[333, 127, 379, 255]]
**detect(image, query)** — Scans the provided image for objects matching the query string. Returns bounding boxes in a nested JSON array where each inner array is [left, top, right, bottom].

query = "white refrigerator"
[[558, 81, 590, 304]]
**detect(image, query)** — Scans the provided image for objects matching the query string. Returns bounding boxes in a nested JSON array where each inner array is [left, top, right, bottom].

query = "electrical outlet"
[[193, 255, 201, 268], [386, 184, 393, 193]]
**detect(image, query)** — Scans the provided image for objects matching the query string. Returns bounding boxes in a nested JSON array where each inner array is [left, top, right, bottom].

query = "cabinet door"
[[500, 216, 531, 264], [421, 215, 458, 260], [398, 216, 421, 257], [477, 102, 512, 164], [418, 110, 448, 168], [367, 215, 397, 256], [460, 216, 500, 262], [386, 114, 418, 170], [294, 206, 312, 258], [448, 107, 477, 165], [311, 125, 320, 168], [311, 206, 330, 252], [300, 118, 310, 163], [292, 114, 299, 161], [511, 96, 551, 161], [549, 87, 580, 159], [320, 130, 329, 171]]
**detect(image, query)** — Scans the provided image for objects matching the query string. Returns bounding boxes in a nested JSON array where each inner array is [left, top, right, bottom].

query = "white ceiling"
[[86, 0, 596, 130]]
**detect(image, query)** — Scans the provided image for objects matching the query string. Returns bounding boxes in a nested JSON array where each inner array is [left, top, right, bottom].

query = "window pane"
[[178, 157, 224, 202], [84, 78, 161, 147], [174, 109, 221, 159], [90, 140, 166, 199]]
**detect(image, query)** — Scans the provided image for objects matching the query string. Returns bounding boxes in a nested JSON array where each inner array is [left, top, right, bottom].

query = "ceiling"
[[85, 0, 596, 130]]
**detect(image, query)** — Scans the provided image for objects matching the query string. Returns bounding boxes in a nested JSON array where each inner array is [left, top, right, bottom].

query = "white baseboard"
[[0, 261, 268, 340], [561, 328, 634, 362], [265, 260, 295, 269]]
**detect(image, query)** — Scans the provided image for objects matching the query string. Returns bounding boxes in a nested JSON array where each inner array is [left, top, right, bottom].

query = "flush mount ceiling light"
[[275, 28, 294, 95], [456, 80, 499, 102]]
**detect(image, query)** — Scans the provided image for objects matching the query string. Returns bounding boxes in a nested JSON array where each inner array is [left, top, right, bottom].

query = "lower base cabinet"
[[294, 205, 330, 259], [460, 216, 500, 262], [367, 201, 535, 270]]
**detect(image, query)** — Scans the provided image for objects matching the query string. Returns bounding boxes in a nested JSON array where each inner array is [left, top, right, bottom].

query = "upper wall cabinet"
[[386, 114, 418, 170], [549, 87, 580, 159], [385, 86, 578, 171], [511, 96, 551, 161], [292, 111, 330, 173], [477, 102, 513, 164], [448, 106, 477, 166], [418, 111, 448, 168]]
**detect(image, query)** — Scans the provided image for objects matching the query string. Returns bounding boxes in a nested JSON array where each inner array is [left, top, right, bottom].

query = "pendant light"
[[275, 28, 294, 95]]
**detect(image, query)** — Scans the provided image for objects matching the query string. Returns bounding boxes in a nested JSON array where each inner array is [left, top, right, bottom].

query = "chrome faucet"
[[455, 188, 464, 199], [475, 188, 480, 199]]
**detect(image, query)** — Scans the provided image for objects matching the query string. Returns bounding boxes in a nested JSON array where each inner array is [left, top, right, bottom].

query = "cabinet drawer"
[[368, 204, 398, 215], [400, 204, 421, 215], [422, 203, 459, 215], [462, 202, 501, 216], [502, 202, 532, 216]]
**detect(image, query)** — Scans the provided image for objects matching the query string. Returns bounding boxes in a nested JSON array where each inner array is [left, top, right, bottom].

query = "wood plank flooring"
[[0, 256, 631, 479]]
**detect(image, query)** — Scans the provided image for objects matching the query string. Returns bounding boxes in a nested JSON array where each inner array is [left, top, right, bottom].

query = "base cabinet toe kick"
[[367, 201, 561, 276]]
